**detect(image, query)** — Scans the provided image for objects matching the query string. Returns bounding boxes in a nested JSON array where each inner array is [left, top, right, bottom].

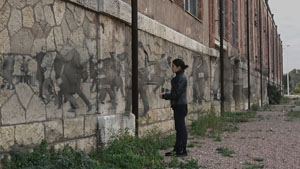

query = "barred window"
[[232, 0, 236, 44], [185, 0, 198, 16]]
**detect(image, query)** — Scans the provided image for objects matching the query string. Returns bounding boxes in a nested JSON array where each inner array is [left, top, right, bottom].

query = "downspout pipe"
[[131, 0, 139, 136], [219, 0, 224, 113], [259, 0, 263, 106], [246, 0, 251, 109], [272, 20, 276, 85], [267, 8, 270, 84]]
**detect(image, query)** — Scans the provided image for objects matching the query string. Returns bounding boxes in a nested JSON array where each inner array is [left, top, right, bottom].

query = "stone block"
[[0, 89, 14, 107], [54, 140, 76, 150], [0, 0, 5, 9], [146, 108, 173, 124], [7, 0, 26, 9], [98, 113, 135, 145], [47, 29, 56, 51], [46, 102, 63, 120], [74, 6, 85, 26], [64, 117, 84, 139], [42, 0, 54, 5], [139, 120, 174, 137], [77, 137, 96, 152], [65, 0, 98, 11], [85, 115, 98, 136], [22, 6, 34, 28], [10, 28, 34, 54], [26, 96, 46, 122], [0, 29, 10, 54], [31, 38, 46, 56], [15, 123, 44, 146], [27, 0, 39, 5], [0, 126, 14, 152], [8, 8, 22, 36], [53, 0, 66, 25], [45, 120, 63, 143], [1, 95, 25, 125], [85, 39, 97, 57], [31, 21, 51, 39], [70, 27, 84, 48], [54, 26, 64, 48], [85, 10, 97, 22], [34, 2, 45, 22], [44, 5, 56, 27], [65, 8, 78, 31], [15, 83, 34, 109], [0, 3, 10, 32]]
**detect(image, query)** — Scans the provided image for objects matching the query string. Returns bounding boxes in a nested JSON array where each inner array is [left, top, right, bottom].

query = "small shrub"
[[168, 157, 201, 169], [251, 104, 259, 111], [216, 147, 235, 157], [214, 136, 222, 142], [244, 161, 264, 169], [190, 111, 256, 137], [286, 111, 300, 118], [1, 132, 191, 169], [267, 83, 282, 104], [1, 140, 100, 169], [253, 157, 264, 162]]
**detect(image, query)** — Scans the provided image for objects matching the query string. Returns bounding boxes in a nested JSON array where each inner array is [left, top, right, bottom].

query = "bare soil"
[[165, 101, 300, 169]]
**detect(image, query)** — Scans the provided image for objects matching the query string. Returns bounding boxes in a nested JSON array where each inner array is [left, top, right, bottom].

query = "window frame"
[[232, 0, 236, 45], [184, 0, 198, 17]]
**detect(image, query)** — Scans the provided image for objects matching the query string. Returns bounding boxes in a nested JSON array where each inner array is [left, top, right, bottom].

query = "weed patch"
[[1, 132, 201, 169], [216, 147, 235, 157], [243, 161, 264, 169], [168, 156, 202, 169], [286, 111, 300, 118], [253, 157, 264, 162], [190, 111, 256, 138]]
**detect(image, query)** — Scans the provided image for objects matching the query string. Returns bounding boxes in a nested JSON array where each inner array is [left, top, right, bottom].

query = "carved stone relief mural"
[[191, 54, 209, 104]]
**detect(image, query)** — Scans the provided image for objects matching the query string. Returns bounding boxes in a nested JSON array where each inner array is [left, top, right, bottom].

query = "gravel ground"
[[164, 102, 300, 169]]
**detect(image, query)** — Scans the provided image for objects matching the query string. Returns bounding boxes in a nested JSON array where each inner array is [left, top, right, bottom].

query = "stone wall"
[[0, 0, 218, 155], [0, 0, 99, 155]]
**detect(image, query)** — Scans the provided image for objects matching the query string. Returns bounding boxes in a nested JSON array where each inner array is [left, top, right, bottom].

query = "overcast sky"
[[268, 0, 300, 73]]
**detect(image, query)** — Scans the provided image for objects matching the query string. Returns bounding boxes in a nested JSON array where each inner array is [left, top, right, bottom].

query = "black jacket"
[[162, 70, 187, 107]]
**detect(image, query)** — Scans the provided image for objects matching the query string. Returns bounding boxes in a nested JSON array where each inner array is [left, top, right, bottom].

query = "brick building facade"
[[0, 0, 282, 156]]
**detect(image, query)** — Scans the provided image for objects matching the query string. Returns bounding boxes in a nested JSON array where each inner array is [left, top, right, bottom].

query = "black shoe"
[[176, 151, 188, 157], [165, 151, 176, 157]]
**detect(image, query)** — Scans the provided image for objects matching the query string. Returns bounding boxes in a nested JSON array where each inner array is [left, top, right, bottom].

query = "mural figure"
[[191, 55, 208, 104], [2, 55, 15, 90], [89, 54, 98, 92], [54, 48, 92, 112], [34, 50, 47, 99], [125, 41, 153, 116], [97, 52, 127, 108], [151, 54, 172, 94], [20, 56, 30, 84]]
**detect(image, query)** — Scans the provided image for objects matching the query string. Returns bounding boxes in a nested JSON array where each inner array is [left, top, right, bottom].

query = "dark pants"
[[173, 105, 188, 152]]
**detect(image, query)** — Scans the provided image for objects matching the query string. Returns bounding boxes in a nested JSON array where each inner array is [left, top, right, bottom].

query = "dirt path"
[[167, 102, 300, 169]]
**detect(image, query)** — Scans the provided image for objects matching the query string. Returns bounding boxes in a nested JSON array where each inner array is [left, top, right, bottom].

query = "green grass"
[[216, 147, 235, 157], [190, 110, 256, 138], [1, 132, 200, 169], [253, 157, 264, 162], [286, 111, 300, 118], [243, 161, 264, 169], [251, 104, 259, 111], [214, 136, 222, 142]]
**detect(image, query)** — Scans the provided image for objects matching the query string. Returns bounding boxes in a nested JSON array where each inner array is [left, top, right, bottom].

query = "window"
[[185, 0, 197, 16], [232, 0, 236, 44], [222, 0, 227, 38]]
